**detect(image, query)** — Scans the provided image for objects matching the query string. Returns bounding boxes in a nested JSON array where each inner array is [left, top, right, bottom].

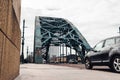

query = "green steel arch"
[[34, 16, 91, 63]]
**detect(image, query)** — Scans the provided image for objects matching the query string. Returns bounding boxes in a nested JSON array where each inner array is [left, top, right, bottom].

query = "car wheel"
[[110, 56, 120, 73], [85, 58, 93, 69]]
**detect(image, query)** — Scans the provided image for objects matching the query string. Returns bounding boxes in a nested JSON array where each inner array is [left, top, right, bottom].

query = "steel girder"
[[34, 16, 91, 63]]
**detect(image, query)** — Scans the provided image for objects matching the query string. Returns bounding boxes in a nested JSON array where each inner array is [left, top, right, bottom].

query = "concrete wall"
[[0, 0, 21, 80]]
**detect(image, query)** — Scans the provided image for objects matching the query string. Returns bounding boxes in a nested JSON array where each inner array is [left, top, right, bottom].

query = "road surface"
[[15, 64, 120, 80]]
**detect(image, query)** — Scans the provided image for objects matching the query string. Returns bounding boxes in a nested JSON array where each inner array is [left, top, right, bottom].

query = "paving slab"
[[15, 64, 120, 80]]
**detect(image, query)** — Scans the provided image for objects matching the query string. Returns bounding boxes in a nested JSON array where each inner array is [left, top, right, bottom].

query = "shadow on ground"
[[92, 67, 119, 74]]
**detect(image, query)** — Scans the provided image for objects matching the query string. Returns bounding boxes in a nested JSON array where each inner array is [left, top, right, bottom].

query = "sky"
[[21, 0, 120, 57]]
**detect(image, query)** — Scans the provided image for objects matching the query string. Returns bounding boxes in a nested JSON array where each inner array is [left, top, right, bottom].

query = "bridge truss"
[[34, 16, 91, 63]]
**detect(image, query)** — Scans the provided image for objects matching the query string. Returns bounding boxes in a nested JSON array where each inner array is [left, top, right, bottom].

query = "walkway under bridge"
[[34, 16, 91, 63]]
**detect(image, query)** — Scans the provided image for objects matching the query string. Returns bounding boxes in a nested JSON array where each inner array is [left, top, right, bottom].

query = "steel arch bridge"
[[34, 16, 91, 63]]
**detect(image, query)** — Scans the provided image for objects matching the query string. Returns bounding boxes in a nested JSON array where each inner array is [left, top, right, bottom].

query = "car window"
[[104, 38, 115, 47], [116, 37, 120, 43], [94, 41, 104, 51]]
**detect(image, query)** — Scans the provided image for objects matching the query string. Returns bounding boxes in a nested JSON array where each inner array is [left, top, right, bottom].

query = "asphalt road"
[[15, 64, 120, 80]]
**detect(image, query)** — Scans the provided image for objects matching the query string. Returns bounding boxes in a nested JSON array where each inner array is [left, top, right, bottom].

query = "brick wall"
[[0, 0, 21, 80]]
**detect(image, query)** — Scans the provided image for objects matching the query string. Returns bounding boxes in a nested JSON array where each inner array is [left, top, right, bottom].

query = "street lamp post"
[[27, 46, 29, 63], [119, 27, 120, 35], [21, 19, 25, 63]]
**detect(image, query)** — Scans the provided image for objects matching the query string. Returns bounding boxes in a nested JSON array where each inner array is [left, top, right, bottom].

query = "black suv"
[[85, 36, 120, 73]]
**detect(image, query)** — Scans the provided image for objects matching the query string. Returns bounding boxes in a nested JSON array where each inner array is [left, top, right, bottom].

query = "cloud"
[[21, 0, 120, 56]]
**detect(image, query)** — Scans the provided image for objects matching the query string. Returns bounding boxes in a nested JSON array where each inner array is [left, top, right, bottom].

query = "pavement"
[[15, 64, 120, 80]]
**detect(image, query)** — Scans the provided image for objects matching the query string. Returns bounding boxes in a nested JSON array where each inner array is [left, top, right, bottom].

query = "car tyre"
[[110, 56, 120, 73], [85, 58, 93, 69]]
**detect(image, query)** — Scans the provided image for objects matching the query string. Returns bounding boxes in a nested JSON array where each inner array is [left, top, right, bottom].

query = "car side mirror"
[[93, 50, 98, 52], [91, 49, 98, 52]]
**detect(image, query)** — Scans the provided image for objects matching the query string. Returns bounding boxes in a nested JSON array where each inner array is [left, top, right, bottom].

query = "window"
[[116, 37, 120, 43], [104, 38, 115, 47], [94, 41, 104, 51]]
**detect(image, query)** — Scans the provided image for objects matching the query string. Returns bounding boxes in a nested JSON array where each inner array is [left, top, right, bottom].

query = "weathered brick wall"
[[0, 0, 21, 80]]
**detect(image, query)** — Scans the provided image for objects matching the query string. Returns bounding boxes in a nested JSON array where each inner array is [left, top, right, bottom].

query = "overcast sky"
[[21, 0, 120, 57]]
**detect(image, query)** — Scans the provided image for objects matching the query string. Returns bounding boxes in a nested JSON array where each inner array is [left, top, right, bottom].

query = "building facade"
[[0, 0, 21, 80]]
